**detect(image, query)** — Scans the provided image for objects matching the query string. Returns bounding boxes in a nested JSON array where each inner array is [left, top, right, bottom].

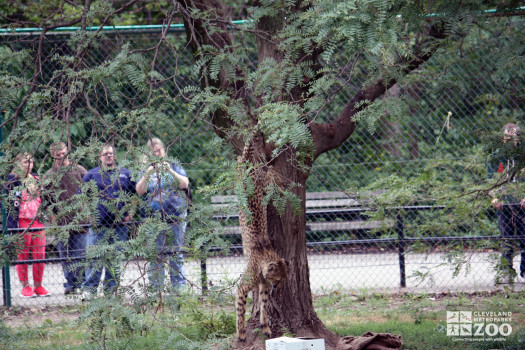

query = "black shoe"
[[64, 287, 75, 295]]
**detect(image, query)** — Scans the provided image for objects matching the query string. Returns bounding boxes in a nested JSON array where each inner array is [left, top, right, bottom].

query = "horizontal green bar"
[[480, 6, 525, 14], [0, 6, 523, 34], [1, 23, 184, 33], [425, 5, 525, 17], [0, 20, 248, 34]]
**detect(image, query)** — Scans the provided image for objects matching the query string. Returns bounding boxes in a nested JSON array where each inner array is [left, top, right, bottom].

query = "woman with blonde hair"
[[136, 138, 190, 290], [5, 153, 49, 297]]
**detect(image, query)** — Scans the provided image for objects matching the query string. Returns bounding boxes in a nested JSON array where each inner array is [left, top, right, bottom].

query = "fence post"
[[200, 245, 208, 295], [1, 109, 12, 306], [1, 200, 10, 307], [396, 213, 406, 288]]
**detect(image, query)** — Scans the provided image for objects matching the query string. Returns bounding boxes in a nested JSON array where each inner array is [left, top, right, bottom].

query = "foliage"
[[78, 289, 236, 348], [178, 294, 236, 339], [80, 296, 149, 347], [0, 0, 524, 344]]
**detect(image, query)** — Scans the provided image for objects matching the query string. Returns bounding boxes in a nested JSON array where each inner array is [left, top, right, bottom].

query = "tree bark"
[[234, 152, 340, 350]]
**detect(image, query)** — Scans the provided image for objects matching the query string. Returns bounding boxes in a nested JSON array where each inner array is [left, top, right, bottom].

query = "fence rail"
[[3, 203, 524, 307]]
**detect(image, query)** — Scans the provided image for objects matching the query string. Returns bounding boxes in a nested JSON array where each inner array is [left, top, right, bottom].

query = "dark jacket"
[[43, 163, 88, 226], [82, 166, 136, 227], [488, 151, 524, 204]]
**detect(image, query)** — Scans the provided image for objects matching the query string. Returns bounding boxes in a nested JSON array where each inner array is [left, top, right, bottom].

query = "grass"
[[315, 290, 525, 350], [1, 290, 524, 349]]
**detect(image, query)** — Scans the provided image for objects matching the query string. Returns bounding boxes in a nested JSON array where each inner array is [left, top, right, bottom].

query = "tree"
[[1, 1, 524, 349], [170, 1, 523, 348]]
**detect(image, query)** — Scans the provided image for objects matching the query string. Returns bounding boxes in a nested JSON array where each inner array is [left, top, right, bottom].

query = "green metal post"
[[1, 109, 11, 306]]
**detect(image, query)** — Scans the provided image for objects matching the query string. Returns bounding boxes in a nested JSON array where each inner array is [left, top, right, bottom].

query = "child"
[[6, 153, 49, 297]]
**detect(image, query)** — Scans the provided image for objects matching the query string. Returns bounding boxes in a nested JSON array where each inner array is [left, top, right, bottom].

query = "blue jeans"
[[57, 230, 86, 289], [148, 222, 185, 290], [82, 225, 129, 293]]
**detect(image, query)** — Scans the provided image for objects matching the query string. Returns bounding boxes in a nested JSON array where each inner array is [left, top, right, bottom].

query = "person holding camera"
[[136, 138, 190, 291]]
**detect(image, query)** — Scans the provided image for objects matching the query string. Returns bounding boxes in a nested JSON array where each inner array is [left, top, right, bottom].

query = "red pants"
[[16, 218, 46, 284]]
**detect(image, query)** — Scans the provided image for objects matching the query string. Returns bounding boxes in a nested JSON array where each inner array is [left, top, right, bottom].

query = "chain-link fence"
[[1, 25, 524, 307]]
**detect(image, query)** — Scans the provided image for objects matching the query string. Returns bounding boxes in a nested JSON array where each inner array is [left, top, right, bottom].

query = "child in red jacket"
[[6, 153, 49, 297]]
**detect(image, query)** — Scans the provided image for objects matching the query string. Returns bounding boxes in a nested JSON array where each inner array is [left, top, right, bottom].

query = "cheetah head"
[[262, 258, 288, 288]]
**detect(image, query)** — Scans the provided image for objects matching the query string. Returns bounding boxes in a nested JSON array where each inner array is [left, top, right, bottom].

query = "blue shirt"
[[82, 166, 136, 227]]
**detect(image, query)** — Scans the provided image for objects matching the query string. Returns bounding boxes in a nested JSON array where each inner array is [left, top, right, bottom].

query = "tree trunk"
[[234, 154, 339, 350], [175, 3, 447, 349]]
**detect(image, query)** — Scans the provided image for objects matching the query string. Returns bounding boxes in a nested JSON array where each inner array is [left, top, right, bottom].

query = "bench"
[[211, 191, 394, 241]]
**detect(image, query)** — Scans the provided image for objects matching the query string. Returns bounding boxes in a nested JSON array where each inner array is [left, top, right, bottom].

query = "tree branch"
[[176, 0, 249, 153], [311, 22, 447, 159]]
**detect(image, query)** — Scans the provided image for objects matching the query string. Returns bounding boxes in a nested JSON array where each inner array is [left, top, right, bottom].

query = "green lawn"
[[1, 290, 524, 349], [316, 290, 525, 350]]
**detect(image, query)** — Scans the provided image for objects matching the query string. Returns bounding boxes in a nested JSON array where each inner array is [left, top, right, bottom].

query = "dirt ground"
[[1, 305, 82, 328]]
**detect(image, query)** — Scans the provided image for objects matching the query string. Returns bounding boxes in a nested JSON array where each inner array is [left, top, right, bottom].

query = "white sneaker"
[[80, 291, 94, 301], [519, 272, 525, 283], [496, 275, 513, 284]]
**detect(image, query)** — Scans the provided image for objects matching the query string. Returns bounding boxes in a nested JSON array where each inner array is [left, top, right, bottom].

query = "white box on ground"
[[265, 337, 325, 350]]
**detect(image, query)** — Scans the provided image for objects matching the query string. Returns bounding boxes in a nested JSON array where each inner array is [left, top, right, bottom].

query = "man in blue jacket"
[[81, 144, 136, 295]]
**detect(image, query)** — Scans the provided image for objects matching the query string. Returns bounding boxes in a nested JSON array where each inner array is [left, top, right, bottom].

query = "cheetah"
[[235, 138, 288, 341], [236, 244, 288, 341], [236, 138, 271, 257]]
